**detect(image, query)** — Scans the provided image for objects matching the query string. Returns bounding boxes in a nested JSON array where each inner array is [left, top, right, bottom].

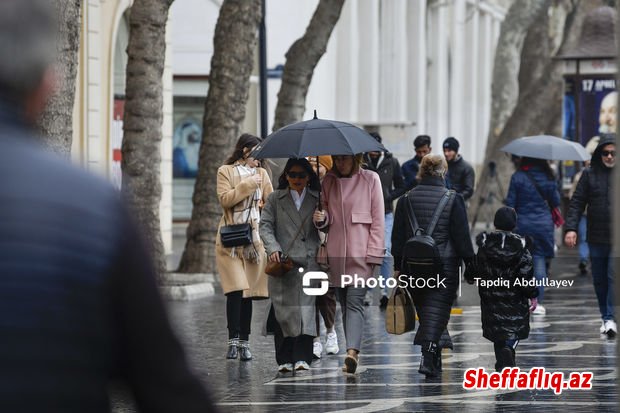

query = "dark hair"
[[369, 132, 382, 143], [278, 158, 320, 191], [520, 157, 555, 179], [414, 135, 431, 149], [224, 133, 262, 165]]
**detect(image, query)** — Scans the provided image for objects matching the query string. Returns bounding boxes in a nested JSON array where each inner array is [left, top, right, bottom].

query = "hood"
[[476, 231, 527, 267], [591, 133, 616, 170]]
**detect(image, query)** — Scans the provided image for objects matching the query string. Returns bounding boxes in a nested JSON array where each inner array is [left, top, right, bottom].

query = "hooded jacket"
[[465, 231, 537, 342], [565, 133, 615, 244]]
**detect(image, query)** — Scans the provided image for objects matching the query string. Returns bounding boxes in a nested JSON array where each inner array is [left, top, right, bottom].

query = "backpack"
[[401, 190, 454, 278]]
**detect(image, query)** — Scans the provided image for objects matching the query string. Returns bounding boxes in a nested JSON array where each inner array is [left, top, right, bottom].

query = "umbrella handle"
[[316, 155, 322, 211]]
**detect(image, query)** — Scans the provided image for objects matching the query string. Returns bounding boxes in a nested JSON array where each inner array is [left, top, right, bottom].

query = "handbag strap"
[[280, 214, 310, 258], [405, 190, 452, 237], [523, 172, 553, 212]]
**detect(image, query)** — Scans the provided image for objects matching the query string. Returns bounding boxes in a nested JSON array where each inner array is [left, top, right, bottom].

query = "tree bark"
[[272, 0, 345, 132], [37, 0, 81, 156], [177, 0, 262, 273], [470, 0, 595, 226], [121, 0, 174, 277]]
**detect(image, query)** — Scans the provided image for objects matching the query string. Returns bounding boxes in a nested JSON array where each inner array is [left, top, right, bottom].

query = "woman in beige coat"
[[215, 134, 273, 361]]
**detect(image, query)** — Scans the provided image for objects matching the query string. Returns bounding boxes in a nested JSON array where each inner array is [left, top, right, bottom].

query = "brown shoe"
[[343, 350, 358, 374]]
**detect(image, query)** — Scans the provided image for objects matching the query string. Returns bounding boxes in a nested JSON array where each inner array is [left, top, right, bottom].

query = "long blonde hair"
[[331, 154, 365, 177]]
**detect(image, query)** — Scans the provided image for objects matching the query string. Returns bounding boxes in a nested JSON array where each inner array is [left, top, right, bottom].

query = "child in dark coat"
[[465, 207, 539, 371]]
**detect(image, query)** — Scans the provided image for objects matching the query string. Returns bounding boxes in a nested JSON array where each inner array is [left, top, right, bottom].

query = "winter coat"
[[401, 156, 422, 190], [392, 176, 474, 347], [215, 164, 273, 298], [317, 169, 385, 287], [465, 231, 538, 342], [363, 152, 406, 213], [446, 155, 476, 201], [505, 166, 560, 257], [565, 134, 615, 245], [259, 188, 320, 338]]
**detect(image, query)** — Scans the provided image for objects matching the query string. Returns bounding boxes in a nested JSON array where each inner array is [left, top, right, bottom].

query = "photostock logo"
[[302, 269, 329, 296]]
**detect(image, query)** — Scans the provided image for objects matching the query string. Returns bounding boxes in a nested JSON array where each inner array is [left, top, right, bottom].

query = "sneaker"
[[278, 363, 293, 372], [325, 331, 339, 355], [379, 295, 389, 309], [294, 361, 310, 371], [600, 321, 607, 334], [604, 320, 617, 338], [579, 260, 588, 276], [313, 341, 323, 359], [532, 304, 546, 315]]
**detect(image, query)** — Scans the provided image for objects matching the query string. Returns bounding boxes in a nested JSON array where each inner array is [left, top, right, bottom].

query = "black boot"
[[434, 349, 442, 372], [238, 340, 253, 361], [226, 338, 239, 359], [496, 346, 514, 371], [419, 342, 439, 377]]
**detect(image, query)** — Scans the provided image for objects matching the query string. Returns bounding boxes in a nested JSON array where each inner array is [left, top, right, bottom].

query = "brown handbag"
[[385, 286, 416, 335], [265, 214, 309, 278]]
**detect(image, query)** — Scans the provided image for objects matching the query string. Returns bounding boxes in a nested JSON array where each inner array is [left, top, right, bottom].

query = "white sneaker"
[[313, 341, 323, 359], [600, 321, 607, 334], [532, 304, 546, 315], [604, 320, 617, 338], [278, 363, 293, 372], [325, 331, 339, 355], [294, 361, 310, 370]]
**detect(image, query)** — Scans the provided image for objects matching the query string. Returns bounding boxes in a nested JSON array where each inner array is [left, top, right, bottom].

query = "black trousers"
[[226, 290, 252, 340], [269, 305, 313, 365]]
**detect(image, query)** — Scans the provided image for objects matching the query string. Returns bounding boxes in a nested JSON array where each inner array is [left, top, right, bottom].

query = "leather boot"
[[419, 341, 439, 377], [238, 340, 252, 361], [226, 338, 239, 359], [434, 349, 442, 372]]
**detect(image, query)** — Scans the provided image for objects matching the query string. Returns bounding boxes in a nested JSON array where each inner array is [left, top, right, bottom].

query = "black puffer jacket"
[[392, 176, 474, 347], [446, 155, 475, 201], [363, 152, 406, 213], [565, 134, 615, 244], [465, 231, 537, 342]]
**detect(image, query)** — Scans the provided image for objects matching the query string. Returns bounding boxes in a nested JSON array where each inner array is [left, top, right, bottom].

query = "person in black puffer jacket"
[[565, 133, 616, 337], [392, 155, 474, 378], [465, 207, 538, 371]]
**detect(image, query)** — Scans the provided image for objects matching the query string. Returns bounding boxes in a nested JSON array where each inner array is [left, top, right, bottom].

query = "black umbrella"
[[251, 111, 386, 209]]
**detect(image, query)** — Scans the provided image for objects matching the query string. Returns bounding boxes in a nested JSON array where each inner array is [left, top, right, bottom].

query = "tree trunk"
[[121, 0, 174, 277], [272, 0, 345, 132], [37, 0, 81, 156], [470, 0, 595, 227], [177, 0, 262, 273]]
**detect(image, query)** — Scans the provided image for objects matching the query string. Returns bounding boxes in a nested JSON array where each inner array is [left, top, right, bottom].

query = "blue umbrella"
[[500, 135, 591, 161]]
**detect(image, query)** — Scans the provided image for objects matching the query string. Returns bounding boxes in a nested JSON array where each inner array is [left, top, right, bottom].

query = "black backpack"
[[401, 190, 454, 278]]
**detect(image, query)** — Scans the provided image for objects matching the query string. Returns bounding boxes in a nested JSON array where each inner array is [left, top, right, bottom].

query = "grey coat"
[[259, 188, 320, 337]]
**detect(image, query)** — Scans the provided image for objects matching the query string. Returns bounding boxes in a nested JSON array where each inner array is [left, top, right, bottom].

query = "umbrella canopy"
[[251, 113, 386, 159], [500, 135, 591, 161]]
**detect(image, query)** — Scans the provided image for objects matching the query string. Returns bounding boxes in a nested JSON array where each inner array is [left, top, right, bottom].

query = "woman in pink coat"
[[313, 154, 384, 373]]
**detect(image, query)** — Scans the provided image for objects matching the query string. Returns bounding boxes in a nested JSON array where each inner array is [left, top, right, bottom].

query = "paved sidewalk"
[[114, 244, 617, 412]]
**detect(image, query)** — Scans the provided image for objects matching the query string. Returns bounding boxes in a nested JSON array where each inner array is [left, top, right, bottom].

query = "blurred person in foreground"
[[0, 1, 217, 411]]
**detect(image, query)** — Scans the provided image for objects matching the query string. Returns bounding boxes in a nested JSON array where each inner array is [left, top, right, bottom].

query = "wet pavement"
[[111, 227, 618, 412]]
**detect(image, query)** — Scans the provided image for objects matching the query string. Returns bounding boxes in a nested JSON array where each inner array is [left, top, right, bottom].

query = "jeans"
[[588, 243, 614, 321], [380, 212, 394, 296], [578, 216, 589, 263], [533, 255, 547, 303]]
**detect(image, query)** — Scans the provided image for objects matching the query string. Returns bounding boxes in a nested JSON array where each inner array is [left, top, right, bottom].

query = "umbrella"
[[500, 135, 591, 161], [251, 111, 386, 159], [251, 111, 386, 209]]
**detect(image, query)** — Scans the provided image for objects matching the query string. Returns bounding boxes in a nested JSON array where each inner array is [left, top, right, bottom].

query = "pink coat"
[[319, 169, 385, 287]]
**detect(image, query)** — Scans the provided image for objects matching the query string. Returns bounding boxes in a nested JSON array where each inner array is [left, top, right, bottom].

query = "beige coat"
[[215, 164, 273, 298]]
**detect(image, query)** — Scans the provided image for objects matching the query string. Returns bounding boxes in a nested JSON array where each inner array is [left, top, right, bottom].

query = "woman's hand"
[[269, 252, 281, 263], [313, 209, 326, 224], [251, 174, 262, 187]]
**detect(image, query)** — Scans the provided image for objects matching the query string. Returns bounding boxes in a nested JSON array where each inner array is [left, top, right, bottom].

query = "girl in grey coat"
[[260, 158, 322, 372]]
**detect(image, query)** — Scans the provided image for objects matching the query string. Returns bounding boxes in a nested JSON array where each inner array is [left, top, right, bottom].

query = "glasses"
[[602, 150, 616, 157], [287, 171, 308, 179]]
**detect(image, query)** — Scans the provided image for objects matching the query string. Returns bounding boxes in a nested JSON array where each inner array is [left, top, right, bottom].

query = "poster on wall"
[[173, 119, 202, 178], [578, 76, 616, 146]]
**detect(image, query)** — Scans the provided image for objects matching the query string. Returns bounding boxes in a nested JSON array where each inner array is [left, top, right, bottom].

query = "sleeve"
[[387, 158, 407, 203], [504, 174, 518, 208], [547, 178, 561, 209], [449, 193, 475, 260], [461, 164, 475, 201], [259, 192, 281, 256], [110, 206, 219, 413], [391, 195, 408, 272], [518, 249, 538, 299], [565, 169, 590, 233], [260, 167, 274, 202], [217, 166, 259, 209], [366, 173, 386, 264]]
